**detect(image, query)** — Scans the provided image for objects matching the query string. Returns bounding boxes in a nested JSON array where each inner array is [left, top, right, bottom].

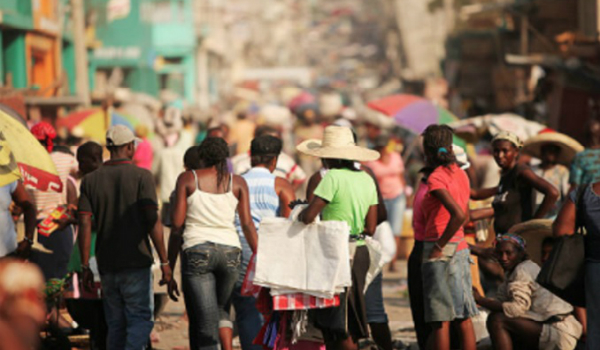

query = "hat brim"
[[523, 133, 584, 166], [107, 137, 142, 147], [297, 139, 380, 162], [508, 218, 553, 235]]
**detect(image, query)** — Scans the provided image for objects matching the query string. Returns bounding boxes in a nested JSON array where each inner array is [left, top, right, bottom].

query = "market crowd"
[[2, 103, 600, 350]]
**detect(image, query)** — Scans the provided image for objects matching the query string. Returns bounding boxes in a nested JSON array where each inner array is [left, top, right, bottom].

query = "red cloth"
[[241, 254, 262, 298], [422, 163, 470, 250], [244, 253, 340, 310], [30, 122, 56, 152], [272, 294, 339, 311]]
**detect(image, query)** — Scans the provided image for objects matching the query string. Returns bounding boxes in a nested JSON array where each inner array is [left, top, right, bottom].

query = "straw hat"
[[523, 132, 584, 166], [508, 219, 553, 236], [297, 126, 380, 162]]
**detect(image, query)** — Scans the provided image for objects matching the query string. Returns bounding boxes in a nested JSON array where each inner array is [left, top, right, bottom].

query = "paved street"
[[151, 261, 416, 350]]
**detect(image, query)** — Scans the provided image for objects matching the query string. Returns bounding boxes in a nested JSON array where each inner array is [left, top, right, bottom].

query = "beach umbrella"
[[367, 94, 459, 133], [0, 104, 27, 127], [58, 109, 136, 142], [0, 110, 61, 191], [367, 94, 465, 148]]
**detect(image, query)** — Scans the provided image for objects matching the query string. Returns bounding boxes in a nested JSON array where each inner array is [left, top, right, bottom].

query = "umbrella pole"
[[402, 136, 421, 165]]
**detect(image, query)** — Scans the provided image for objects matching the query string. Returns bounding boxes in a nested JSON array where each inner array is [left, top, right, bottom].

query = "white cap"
[[106, 125, 139, 147]]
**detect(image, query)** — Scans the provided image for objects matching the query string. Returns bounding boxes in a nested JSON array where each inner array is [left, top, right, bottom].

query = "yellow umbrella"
[[0, 110, 62, 192]]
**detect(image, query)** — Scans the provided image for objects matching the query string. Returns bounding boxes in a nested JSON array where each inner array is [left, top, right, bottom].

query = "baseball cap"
[[106, 125, 139, 147]]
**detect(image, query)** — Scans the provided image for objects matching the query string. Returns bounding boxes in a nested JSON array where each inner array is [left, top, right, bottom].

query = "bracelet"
[[435, 243, 444, 251], [23, 237, 34, 244], [160, 261, 169, 266]]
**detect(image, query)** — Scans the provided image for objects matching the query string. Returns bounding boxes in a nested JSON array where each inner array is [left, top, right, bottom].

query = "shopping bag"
[[241, 253, 261, 297], [373, 221, 396, 264], [254, 217, 351, 299], [537, 185, 588, 307]]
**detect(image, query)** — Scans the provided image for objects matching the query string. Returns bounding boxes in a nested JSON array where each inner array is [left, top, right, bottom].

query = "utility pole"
[[72, 0, 91, 106]]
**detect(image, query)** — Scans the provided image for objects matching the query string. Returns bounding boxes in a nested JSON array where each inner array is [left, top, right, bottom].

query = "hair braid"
[[422, 124, 456, 169], [198, 137, 230, 189]]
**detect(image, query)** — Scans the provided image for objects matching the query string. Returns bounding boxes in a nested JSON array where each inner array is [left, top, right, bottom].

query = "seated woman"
[[473, 234, 582, 350]]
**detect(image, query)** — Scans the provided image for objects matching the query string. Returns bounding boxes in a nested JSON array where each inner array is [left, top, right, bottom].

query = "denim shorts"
[[449, 249, 478, 320], [421, 242, 478, 323], [383, 194, 406, 237]]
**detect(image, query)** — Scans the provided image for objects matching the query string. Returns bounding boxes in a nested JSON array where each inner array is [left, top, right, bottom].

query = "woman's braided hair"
[[422, 124, 456, 169], [198, 137, 230, 189]]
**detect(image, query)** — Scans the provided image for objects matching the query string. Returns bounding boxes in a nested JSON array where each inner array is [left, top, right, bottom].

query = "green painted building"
[[87, 0, 197, 103], [0, 0, 77, 94]]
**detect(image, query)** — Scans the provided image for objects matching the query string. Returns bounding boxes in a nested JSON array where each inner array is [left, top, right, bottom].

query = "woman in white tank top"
[[166, 137, 258, 350]]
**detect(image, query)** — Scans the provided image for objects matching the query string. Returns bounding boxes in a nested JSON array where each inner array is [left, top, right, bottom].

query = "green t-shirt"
[[314, 169, 378, 244]]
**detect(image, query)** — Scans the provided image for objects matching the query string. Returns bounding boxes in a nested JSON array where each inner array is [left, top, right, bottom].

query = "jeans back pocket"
[[183, 248, 211, 274], [224, 249, 241, 269]]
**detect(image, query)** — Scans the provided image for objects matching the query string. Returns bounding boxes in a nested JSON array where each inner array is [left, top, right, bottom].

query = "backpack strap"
[[575, 184, 589, 234]]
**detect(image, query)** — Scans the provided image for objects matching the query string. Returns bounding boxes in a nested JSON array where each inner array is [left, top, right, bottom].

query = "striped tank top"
[[236, 167, 280, 231]]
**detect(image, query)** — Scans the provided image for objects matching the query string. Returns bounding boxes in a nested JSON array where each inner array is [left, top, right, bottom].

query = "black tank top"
[[492, 164, 534, 234]]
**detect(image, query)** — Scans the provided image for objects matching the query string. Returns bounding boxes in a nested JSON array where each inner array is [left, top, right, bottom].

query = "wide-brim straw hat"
[[297, 126, 380, 162], [523, 132, 584, 166], [508, 219, 553, 236]]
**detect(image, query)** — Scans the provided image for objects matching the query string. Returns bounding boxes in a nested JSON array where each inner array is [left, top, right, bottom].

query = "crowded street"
[[1, 1, 599, 350]]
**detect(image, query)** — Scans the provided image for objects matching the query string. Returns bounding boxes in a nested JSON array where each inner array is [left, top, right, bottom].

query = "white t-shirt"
[[0, 181, 18, 257]]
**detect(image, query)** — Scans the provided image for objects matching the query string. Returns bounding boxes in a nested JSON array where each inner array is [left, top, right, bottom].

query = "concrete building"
[[86, 0, 196, 104], [0, 0, 77, 94]]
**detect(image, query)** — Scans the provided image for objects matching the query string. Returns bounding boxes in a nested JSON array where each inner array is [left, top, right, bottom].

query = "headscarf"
[[492, 131, 523, 149], [31, 122, 57, 153], [495, 233, 527, 251]]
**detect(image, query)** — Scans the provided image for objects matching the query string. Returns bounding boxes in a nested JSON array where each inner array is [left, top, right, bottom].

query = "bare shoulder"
[[275, 177, 294, 191], [232, 174, 248, 188]]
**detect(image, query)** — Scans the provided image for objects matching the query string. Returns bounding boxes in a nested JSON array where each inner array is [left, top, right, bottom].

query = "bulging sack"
[[254, 217, 351, 299]]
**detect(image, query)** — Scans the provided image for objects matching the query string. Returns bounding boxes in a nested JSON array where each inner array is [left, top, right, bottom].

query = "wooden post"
[[71, 0, 90, 106]]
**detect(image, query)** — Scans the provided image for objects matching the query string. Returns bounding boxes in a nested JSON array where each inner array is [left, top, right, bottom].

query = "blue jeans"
[[182, 242, 241, 350], [383, 194, 406, 236], [232, 285, 264, 350], [586, 262, 600, 350], [365, 272, 388, 323], [101, 267, 153, 350]]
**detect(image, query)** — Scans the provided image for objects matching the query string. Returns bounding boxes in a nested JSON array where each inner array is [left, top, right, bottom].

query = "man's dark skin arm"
[[78, 213, 94, 291], [275, 177, 295, 218], [145, 207, 172, 287]]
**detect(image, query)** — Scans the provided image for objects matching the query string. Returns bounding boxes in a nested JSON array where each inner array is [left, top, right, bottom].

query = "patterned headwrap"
[[492, 131, 523, 149], [31, 122, 57, 153], [495, 233, 526, 251]]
